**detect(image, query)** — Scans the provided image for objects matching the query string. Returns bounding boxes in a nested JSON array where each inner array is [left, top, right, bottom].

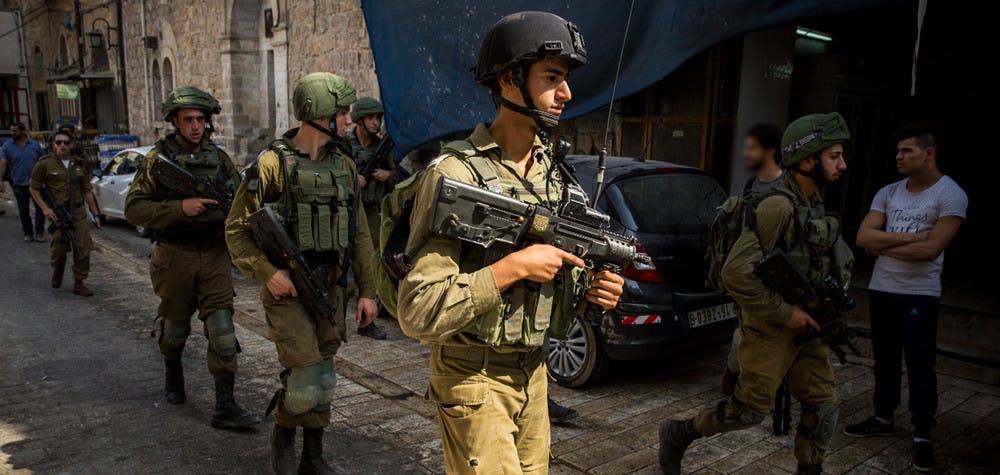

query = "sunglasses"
[[53, 140, 71, 145]]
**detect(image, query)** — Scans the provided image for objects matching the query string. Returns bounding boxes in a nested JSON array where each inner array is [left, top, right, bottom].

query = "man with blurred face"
[[1, 122, 47, 241]]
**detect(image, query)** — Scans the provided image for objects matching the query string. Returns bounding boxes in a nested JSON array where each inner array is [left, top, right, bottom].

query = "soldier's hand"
[[357, 174, 367, 188], [43, 207, 57, 222], [356, 298, 378, 327], [372, 169, 391, 182], [267, 269, 298, 300], [504, 244, 585, 284], [181, 198, 217, 217], [786, 304, 821, 331], [586, 270, 625, 310], [92, 215, 102, 229]]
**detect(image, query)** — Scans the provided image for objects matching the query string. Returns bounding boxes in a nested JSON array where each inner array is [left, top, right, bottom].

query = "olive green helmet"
[[351, 96, 383, 122], [292, 73, 357, 122], [162, 86, 221, 121], [781, 112, 851, 166]]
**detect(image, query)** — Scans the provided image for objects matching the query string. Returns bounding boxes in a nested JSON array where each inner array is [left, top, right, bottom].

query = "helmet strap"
[[305, 119, 339, 140]]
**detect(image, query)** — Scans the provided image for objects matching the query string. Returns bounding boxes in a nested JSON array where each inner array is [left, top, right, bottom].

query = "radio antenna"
[[593, 0, 636, 207]]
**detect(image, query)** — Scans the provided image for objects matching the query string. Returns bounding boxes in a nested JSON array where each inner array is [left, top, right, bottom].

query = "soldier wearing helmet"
[[395, 12, 623, 473], [124, 86, 257, 431], [225, 72, 377, 474], [660, 113, 854, 475], [344, 96, 395, 340]]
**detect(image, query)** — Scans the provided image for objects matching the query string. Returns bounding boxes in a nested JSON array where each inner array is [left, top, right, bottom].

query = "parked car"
[[547, 155, 736, 387], [91, 146, 152, 237]]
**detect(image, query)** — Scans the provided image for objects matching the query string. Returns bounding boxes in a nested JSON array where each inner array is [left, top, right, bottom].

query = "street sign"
[[56, 83, 80, 100]]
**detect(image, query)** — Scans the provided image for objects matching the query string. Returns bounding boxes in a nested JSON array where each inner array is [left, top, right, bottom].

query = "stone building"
[[121, 0, 377, 164]]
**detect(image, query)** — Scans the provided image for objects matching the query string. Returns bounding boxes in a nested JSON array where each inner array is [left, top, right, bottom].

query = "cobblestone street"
[[1, 207, 999, 474]]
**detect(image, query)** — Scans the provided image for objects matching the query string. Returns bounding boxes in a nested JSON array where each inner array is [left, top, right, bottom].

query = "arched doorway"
[[162, 58, 174, 95]]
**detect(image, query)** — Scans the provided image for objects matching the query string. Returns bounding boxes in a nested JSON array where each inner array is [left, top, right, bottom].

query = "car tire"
[[136, 225, 151, 238], [547, 315, 610, 388]]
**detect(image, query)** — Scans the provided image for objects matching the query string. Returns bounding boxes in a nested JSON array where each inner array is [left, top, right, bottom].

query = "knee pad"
[[161, 318, 191, 350], [284, 363, 324, 415], [798, 401, 839, 450], [717, 396, 767, 431], [203, 309, 238, 357], [318, 358, 337, 408]]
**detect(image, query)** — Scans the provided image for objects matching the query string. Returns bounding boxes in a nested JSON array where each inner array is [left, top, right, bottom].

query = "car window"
[[119, 152, 140, 175], [613, 173, 726, 234]]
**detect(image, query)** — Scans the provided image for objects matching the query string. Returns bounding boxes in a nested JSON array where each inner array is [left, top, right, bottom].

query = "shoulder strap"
[[441, 140, 502, 193], [742, 176, 756, 193], [746, 188, 798, 253]]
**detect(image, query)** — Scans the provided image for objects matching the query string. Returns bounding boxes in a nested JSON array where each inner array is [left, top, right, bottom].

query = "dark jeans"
[[12, 185, 45, 237], [869, 289, 940, 438]]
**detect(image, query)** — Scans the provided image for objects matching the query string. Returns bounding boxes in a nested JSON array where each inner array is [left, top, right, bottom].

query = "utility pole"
[[75, 0, 84, 76], [115, 0, 129, 131]]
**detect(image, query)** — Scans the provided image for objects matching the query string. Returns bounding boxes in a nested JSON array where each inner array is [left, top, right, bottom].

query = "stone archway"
[[218, 0, 266, 162]]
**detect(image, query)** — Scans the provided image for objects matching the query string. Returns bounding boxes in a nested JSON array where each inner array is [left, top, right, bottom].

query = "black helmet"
[[474, 11, 587, 130]]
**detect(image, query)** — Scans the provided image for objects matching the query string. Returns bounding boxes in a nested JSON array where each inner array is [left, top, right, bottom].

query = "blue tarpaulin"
[[362, 0, 891, 155]]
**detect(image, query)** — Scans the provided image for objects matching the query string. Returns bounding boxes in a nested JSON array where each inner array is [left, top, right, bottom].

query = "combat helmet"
[[351, 96, 384, 122], [781, 112, 850, 167], [474, 11, 588, 129], [162, 86, 221, 121], [293, 72, 357, 122]]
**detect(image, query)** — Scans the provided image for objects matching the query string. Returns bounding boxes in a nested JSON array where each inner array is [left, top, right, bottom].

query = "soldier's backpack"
[[705, 178, 765, 291], [371, 140, 498, 317]]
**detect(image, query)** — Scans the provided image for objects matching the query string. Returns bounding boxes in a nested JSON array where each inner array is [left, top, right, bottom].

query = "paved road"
[[2, 206, 999, 474]]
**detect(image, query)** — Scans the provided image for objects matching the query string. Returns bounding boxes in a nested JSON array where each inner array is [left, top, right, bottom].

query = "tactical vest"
[[762, 184, 853, 287], [266, 140, 355, 265], [349, 132, 391, 205], [442, 140, 586, 348], [152, 140, 232, 244]]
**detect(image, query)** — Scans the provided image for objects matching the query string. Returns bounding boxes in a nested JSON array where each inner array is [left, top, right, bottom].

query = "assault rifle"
[[41, 187, 82, 256], [248, 207, 336, 322], [358, 135, 396, 180], [753, 248, 861, 363], [149, 154, 233, 211]]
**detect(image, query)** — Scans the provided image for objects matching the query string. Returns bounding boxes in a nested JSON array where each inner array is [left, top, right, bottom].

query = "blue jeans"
[[12, 185, 45, 237]]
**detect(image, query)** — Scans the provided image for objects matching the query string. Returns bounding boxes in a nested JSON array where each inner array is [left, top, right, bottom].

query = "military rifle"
[[41, 187, 82, 256], [149, 154, 233, 211], [753, 247, 861, 363], [248, 207, 336, 322], [358, 135, 396, 181]]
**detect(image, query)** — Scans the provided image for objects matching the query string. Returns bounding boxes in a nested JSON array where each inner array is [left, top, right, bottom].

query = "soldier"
[[396, 12, 623, 473], [124, 87, 258, 430], [345, 96, 396, 339], [659, 113, 853, 475], [225, 72, 378, 474], [28, 130, 102, 296]]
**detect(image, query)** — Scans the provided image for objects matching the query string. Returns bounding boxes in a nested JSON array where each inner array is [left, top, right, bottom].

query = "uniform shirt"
[[868, 176, 967, 297], [344, 129, 398, 204], [397, 123, 553, 350], [225, 128, 376, 298], [124, 134, 240, 230], [28, 154, 92, 217], [721, 177, 834, 326], [1, 137, 46, 186]]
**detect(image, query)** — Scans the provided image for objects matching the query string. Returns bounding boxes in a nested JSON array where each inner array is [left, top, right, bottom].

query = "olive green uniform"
[[124, 135, 241, 375], [29, 155, 93, 280], [694, 176, 849, 465], [398, 124, 586, 474], [225, 128, 375, 429], [345, 129, 398, 246]]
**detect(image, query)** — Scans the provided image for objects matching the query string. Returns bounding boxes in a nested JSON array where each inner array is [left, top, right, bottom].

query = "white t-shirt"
[[868, 176, 968, 297]]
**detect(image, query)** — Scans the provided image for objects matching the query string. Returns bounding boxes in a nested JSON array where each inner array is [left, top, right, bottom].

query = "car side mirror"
[[92, 169, 103, 178]]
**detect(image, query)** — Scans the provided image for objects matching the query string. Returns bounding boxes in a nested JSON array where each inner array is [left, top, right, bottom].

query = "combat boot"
[[210, 373, 260, 430], [659, 418, 701, 475], [51, 264, 65, 288], [270, 423, 298, 475], [298, 428, 336, 475], [796, 464, 823, 474], [164, 357, 186, 404], [548, 397, 580, 422], [73, 279, 93, 297]]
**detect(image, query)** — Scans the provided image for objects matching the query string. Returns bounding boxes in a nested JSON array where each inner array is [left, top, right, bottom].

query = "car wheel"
[[136, 225, 152, 238], [547, 315, 610, 388]]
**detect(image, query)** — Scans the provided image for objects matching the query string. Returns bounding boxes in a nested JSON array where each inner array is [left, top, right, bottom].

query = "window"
[[162, 58, 174, 95], [151, 60, 162, 110]]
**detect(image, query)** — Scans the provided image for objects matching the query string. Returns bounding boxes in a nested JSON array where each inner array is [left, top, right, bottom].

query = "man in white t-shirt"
[[845, 124, 967, 473]]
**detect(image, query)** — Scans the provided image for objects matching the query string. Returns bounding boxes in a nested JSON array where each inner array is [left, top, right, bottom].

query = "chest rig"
[[765, 184, 849, 286], [153, 140, 232, 243], [267, 140, 354, 265], [443, 140, 586, 348]]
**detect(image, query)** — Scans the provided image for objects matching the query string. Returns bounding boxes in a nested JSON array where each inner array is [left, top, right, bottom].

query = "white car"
[[91, 146, 153, 237]]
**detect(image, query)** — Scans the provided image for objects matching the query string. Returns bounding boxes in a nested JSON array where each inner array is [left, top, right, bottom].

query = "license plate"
[[687, 302, 737, 328]]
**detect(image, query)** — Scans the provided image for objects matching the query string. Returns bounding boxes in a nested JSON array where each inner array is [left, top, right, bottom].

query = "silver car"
[[91, 146, 153, 237]]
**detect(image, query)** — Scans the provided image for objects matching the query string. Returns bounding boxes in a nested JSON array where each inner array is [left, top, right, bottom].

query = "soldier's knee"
[[160, 318, 191, 350], [716, 396, 767, 431], [799, 401, 839, 450], [318, 358, 336, 408], [284, 363, 325, 415], [203, 309, 238, 357]]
